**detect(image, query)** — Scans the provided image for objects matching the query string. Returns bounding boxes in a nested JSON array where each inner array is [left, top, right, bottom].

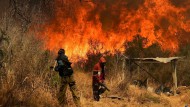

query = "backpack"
[[54, 59, 73, 77]]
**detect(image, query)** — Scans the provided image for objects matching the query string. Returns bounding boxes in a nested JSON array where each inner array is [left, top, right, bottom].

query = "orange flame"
[[40, 0, 190, 61]]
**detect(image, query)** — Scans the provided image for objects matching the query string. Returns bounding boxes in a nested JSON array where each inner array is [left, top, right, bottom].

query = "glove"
[[50, 66, 54, 70]]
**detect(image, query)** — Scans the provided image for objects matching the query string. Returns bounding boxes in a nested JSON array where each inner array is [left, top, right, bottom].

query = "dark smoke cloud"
[[185, 9, 190, 20], [170, 0, 190, 7], [125, 0, 145, 10], [87, 0, 145, 31], [159, 18, 170, 31]]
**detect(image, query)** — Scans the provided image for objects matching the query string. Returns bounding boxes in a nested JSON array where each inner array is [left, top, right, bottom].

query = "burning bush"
[[0, 0, 190, 106]]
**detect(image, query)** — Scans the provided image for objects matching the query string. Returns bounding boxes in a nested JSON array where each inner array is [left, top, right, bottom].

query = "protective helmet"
[[58, 48, 65, 54], [99, 57, 106, 63]]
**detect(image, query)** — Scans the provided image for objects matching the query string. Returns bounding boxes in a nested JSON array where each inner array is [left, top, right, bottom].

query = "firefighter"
[[54, 49, 81, 107], [92, 57, 107, 101]]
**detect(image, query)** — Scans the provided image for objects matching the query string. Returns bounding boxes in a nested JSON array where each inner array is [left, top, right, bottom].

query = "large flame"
[[40, 0, 190, 61]]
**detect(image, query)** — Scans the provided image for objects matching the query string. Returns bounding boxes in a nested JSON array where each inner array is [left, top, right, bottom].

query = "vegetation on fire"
[[0, 0, 190, 107]]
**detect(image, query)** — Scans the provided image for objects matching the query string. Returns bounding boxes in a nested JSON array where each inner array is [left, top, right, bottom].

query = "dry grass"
[[1, 63, 190, 107], [0, 11, 190, 107], [64, 71, 188, 107]]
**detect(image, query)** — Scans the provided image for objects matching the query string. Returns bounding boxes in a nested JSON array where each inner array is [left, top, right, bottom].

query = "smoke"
[[170, 0, 190, 7]]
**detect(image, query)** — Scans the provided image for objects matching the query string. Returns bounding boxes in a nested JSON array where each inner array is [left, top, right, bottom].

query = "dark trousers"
[[92, 82, 106, 101]]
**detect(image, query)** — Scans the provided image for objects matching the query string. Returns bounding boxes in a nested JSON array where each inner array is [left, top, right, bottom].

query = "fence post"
[[172, 60, 177, 96]]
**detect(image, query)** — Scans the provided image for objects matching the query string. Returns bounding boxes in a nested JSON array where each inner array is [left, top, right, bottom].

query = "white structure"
[[123, 56, 184, 96]]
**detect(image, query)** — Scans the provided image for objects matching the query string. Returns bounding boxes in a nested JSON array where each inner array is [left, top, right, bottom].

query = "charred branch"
[[10, 0, 31, 25]]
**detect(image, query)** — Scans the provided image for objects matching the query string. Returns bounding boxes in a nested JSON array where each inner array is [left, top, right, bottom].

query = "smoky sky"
[[170, 0, 190, 7]]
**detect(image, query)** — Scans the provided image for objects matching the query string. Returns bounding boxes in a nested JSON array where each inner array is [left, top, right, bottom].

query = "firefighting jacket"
[[92, 57, 106, 83]]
